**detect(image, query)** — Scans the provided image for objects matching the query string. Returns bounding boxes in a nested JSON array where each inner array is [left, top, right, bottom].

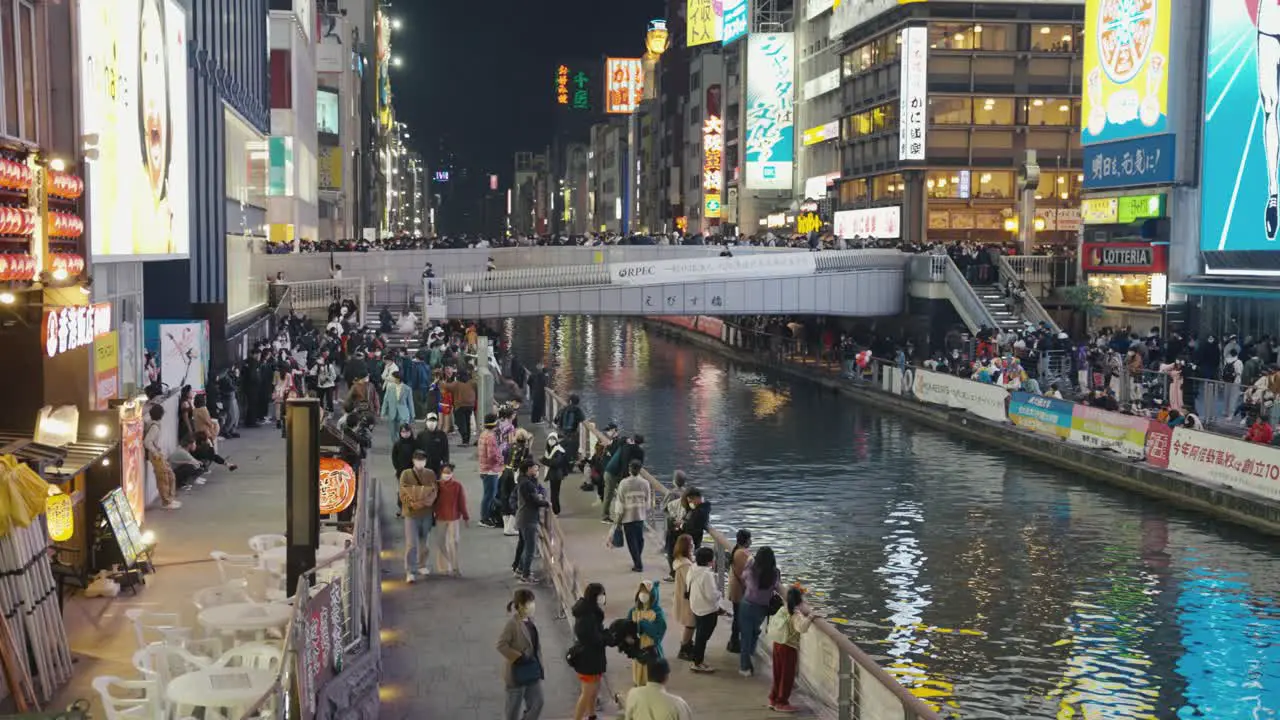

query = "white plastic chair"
[[319, 531, 353, 548], [124, 609, 192, 652], [92, 676, 169, 720], [132, 643, 211, 691], [210, 551, 260, 585], [213, 641, 283, 672], [192, 584, 252, 611], [247, 534, 287, 555]]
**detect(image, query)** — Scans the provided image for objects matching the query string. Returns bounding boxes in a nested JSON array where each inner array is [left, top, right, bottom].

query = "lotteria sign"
[[1082, 242, 1167, 273]]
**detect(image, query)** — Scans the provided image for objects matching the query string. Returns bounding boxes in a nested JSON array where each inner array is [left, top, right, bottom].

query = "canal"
[[507, 316, 1280, 720]]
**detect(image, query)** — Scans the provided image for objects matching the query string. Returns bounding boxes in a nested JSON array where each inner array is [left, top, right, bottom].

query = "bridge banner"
[[1068, 404, 1150, 459], [911, 369, 1009, 423], [608, 252, 818, 286], [1009, 391, 1073, 439], [1165, 428, 1280, 503]]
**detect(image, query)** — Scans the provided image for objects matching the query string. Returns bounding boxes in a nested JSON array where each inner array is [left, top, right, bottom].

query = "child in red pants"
[[768, 586, 813, 713]]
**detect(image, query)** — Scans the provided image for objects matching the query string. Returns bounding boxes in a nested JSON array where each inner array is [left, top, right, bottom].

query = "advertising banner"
[[722, 0, 748, 45], [1082, 133, 1175, 189], [1069, 404, 1150, 458], [833, 206, 901, 239], [1165, 428, 1280, 503], [318, 147, 343, 191], [122, 413, 145, 524], [1144, 420, 1172, 468], [911, 370, 1009, 423], [687, 0, 722, 47], [159, 322, 208, 392], [1082, 0, 1171, 145], [316, 15, 346, 74], [1009, 392, 1073, 439], [93, 331, 120, 411], [898, 26, 928, 161], [605, 58, 644, 114], [608, 252, 818, 287], [1201, 0, 1280, 270], [78, 0, 190, 260], [745, 34, 795, 190]]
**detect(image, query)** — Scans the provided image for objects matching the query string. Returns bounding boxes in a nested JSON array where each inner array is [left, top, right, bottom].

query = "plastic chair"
[[92, 676, 168, 720], [247, 534, 287, 555], [132, 643, 211, 691], [192, 584, 252, 611], [319, 531, 353, 548], [124, 609, 192, 652], [210, 551, 260, 585], [213, 641, 284, 672]]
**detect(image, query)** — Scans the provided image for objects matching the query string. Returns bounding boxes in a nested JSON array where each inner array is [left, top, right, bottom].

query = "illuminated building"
[[831, 1, 1085, 247]]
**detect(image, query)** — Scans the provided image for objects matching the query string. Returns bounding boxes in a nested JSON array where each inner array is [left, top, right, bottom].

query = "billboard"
[[605, 58, 644, 114], [316, 15, 345, 74], [1082, 0, 1170, 145], [1201, 0, 1280, 270], [79, 0, 190, 260], [723, 0, 748, 44], [744, 34, 795, 191], [898, 25, 928, 161], [688, 0, 722, 47]]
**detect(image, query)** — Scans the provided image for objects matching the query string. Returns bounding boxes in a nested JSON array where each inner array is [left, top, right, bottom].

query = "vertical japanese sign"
[[571, 70, 590, 110], [687, 0, 722, 47], [722, 0, 748, 44], [745, 34, 795, 190], [704, 83, 723, 219], [296, 579, 345, 720], [94, 331, 120, 410], [556, 65, 570, 104], [605, 58, 644, 114], [898, 25, 928, 161]]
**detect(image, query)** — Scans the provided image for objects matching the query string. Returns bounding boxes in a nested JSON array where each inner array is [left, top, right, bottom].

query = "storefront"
[[1081, 192, 1169, 329]]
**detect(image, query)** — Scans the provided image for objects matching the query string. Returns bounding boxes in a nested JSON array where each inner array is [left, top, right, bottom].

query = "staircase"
[[972, 285, 1025, 331]]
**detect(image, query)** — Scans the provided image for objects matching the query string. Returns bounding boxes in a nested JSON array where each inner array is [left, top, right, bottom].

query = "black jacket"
[[391, 437, 417, 477], [570, 599, 608, 675], [414, 429, 450, 475], [682, 501, 712, 548], [528, 369, 547, 399]]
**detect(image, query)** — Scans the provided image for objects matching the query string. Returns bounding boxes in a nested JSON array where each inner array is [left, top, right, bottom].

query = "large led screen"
[[745, 33, 795, 191]]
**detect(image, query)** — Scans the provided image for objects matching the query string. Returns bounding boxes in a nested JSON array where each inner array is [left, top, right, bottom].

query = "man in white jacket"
[[624, 659, 692, 720], [687, 546, 730, 673]]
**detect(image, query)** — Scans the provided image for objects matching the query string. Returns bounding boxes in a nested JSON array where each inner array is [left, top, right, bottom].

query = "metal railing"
[[274, 279, 368, 326], [540, 388, 941, 720], [996, 255, 1061, 333], [445, 265, 613, 294], [236, 467, 382, 720], [1004, 255, 1076, 290], [911, 255, 999, 333]]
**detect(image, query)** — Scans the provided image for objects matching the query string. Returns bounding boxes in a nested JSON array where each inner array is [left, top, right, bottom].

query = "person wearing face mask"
[[513, 459, 548, 583], [381, 371, 415, 444], [497, 588, 545, 720], [432, 462, 469, 576], [398, 450, 438, 583], [539, 432, 570, 515], [414, 412, 450, 477], [629, 580, 667, 686], [478, 413, 505, 528], [568, 582, 608, 720], [391, 423, 417, 518], [500, 430, 534, 536]]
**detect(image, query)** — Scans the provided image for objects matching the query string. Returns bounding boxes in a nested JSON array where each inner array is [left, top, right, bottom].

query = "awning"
[[0, 433, 114, 483]]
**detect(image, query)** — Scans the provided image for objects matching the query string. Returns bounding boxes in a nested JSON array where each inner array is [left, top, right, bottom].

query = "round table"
[[259, 544, 343, 573], [198, 602, 293, 636], [167, 667, 276, 712]]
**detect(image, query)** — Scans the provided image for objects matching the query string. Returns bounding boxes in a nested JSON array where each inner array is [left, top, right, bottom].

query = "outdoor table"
[[259, 543, 343, 573], [197, 602, 292, 641], [167, 666, 276, 714]]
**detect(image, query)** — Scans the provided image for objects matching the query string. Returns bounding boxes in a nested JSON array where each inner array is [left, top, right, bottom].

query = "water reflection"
[[510, 317, 1280, 719]]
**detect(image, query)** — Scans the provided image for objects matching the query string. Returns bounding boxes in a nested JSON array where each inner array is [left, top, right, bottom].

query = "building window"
[[974, 97, 1014, 125], [872, 173, 904, 202], [929, 97, 972, 125], [1034, 170, 1084, 204], [839, 178, 869, 206], [691, 70, 700, 90], [845, 103, 897, 139], [926, 170, 967, 200], [974, 170, 1013, 199], [1031, 24, 1077, 53], [0, 0, 38, 141], [844, 33, 899, 75], [1023, 97, 1077, 126]]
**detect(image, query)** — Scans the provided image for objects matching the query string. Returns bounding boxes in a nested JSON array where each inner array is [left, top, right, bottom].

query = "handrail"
[[910, 255, 999, 334], [540, 387, 941, 720], [996, 255, 1061, 333], [445, 265, 613, 294]]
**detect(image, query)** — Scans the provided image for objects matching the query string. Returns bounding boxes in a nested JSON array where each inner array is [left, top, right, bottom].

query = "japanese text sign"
[[605, 58, 644, 114], [1082, 133, 1175, 189], [43, 303, 112, 358]]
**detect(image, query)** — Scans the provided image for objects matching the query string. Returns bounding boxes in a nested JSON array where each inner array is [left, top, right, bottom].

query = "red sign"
[[318, 456, 357, 515], [296, 578, 345, 720], [1082, 242, 1167, 273]]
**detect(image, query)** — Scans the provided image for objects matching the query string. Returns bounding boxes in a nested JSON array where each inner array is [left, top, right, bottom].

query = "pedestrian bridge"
[[441, 250, 911, 319]]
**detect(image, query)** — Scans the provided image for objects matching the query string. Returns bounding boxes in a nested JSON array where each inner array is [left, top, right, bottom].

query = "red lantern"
[[22, 254, 34, 280], [0, 256, 11, 281], [318, 457, 357, 515], [19, 209, 30, 235]]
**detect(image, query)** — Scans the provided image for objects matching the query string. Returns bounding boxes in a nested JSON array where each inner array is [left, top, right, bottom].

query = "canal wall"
[[646, 320, 1280, 537]]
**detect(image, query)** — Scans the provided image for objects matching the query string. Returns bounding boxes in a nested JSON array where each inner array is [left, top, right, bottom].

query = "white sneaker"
[[405, 573, 415, 584], [162, 500, 182, 510], [195, 477, 208, 485], [417, 567, 432, 576]]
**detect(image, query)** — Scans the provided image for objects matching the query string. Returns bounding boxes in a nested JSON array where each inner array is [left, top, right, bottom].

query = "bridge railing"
[[275, 279, 368, 325], [540, 389, 942, 720], [444, 264, 612, 294]]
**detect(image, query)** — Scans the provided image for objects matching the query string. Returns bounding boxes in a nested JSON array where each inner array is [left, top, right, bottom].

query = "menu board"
[[296, 578, 345, 720], [101, 487, 145, 567]]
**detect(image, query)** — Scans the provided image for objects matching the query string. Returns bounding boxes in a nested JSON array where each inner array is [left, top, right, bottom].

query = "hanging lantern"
[[46, 490, 74, 542], [318, 457, 356, 515]]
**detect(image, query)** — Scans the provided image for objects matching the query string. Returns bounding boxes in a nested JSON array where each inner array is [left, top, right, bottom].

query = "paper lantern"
[[318, 457, 356, 515], [46, 491, 74, 542]]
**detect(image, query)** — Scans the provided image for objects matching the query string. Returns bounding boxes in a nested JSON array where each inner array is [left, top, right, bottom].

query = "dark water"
[[505, 315, 1280, 720]]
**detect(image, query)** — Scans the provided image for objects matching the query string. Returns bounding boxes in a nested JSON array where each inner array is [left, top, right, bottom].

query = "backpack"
[[558, 406, 580, 433], [1223, 361, 1238, 384]]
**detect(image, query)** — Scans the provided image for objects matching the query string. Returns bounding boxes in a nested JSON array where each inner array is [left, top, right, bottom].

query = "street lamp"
[[392, 17, 402, 30], [392, 56, 403, 68]]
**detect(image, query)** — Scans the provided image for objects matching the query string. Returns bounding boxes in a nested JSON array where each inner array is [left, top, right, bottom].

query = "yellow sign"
[[797, 213, 822, 234], [93, 331, 119, 410], [46, 491, 74, 542], [687, 0, 721, 47], [704, 194, 722, 219], [318, 147, 343, 191], [269, 224, 295, 243], [1082, 197, 1119, 225], [802, 122, 839, 146], [1082, 0, 1170, 145]]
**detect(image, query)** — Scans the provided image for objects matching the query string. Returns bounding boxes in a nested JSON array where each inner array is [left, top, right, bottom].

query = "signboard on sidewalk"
[[911, 370, 1009, 423], [1069, 404, 1150, 459], [1009, 392, 1073, 438], [1165, 428, 1280, 503], [297, 578, 345, 720]]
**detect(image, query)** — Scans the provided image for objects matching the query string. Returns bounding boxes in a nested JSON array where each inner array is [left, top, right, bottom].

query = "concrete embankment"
[[646, 321, 1280, 537]]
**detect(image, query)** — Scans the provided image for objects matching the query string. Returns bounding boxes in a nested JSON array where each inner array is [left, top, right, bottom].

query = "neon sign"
[[556, 65, 569, 105], [703, 115, 723, 194], [571, 71, 590, 110]]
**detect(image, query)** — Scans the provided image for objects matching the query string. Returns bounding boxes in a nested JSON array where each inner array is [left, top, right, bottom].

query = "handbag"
[[564, 643, 583, 671], [766, 592, 784, 617], [609, 525, 624, 548], [512, 655, 542, 686]]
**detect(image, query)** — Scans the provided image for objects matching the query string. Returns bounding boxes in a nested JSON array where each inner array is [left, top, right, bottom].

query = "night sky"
[[395, 0, 664, 229]]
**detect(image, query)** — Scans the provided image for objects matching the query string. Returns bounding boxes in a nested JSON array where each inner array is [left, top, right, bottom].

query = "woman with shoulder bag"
[[738, 546, 782, 677], [496, 588, 545, 720], [671, 534, 696, 661], [569, 583, 608, 720]]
